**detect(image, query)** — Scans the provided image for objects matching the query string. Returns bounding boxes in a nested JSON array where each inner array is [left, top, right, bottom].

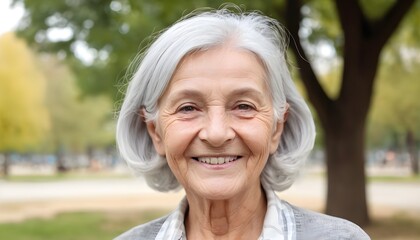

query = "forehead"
[[155, 46, 273, 107], [175, 46, 266, 79], [166, 46, 269, 91]]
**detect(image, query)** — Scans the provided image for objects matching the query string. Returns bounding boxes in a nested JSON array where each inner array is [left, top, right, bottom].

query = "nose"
[[198, 108, 235, 147]]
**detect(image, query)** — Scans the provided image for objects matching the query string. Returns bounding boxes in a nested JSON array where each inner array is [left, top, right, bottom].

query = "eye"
[[235, 103, 255, 111], [178, 105, 197, 113]]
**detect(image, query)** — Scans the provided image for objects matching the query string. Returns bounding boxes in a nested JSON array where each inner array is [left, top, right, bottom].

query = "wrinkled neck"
[[185, 183, 267, 239]]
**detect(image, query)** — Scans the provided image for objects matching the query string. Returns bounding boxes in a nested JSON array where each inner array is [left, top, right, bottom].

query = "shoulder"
[[113, 215, 168, 240], [285, 202, 371, 240]]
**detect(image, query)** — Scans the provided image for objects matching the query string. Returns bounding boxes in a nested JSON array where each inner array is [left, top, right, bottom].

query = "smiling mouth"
[[192, 156, 241, 165]]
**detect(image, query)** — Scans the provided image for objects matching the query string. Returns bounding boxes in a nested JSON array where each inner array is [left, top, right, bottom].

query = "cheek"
[[235, 116, 275, 157], [161, 122, 198, 184], [160, 119, 199, 158]]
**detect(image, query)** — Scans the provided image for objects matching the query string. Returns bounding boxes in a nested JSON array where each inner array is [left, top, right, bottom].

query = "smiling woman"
[[115, 6, 370, 240], [147, 47, 280, 203]]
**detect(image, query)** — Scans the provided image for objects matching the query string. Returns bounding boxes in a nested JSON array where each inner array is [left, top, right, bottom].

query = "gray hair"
[[116, 7, 315, 192]]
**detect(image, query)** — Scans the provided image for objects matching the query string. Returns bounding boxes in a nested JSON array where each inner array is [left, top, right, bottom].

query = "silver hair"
[[116, 7, 316, 192]]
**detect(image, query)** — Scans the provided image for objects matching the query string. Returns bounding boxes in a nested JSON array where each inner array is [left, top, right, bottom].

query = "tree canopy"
[[0, 32, 114, 155], [0, 33, 49, 152], [369, 61, 420, 149], [39, 55, 114, 154]]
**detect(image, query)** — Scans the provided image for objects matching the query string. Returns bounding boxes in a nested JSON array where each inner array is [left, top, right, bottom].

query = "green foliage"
[[368, 61, 420, 148], [0, 32, 114, 155], [12, 0, 420, 153], [0, 33, 49, 152], [359, 0, 396, 20], [318, 62, 342, 99], [303, 0, 342, 48], [12, 0, 286, 101], [39, 55, 115, 153], [13, 0, 235, 100], [13, 0, 420, 90], [385, 1, 420, 63]]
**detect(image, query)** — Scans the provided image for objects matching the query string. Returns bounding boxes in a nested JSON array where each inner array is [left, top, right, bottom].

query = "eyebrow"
[[228, 87, 265, 100], [166, 86, 266, 104], [163, 89, 205, 108], [166, 89, 204, 101]]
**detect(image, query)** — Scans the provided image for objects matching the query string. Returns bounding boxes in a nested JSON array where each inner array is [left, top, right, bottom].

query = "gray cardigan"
[[115, 201, 370, 240]]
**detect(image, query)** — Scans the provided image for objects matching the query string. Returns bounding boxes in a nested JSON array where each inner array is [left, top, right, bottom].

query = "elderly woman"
[[115, 7, 370, 240]]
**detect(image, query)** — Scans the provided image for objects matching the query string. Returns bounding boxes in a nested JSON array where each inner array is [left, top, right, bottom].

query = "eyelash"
[[177, 105, 197, 113], [235, 103, 256, 111], [175, 102, 256, 114]]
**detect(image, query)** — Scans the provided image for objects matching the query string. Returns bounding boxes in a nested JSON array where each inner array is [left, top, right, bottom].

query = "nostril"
[[198, 128, 236, 147], [198, 112, 236, 146]]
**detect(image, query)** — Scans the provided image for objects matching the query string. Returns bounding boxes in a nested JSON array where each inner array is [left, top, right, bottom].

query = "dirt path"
[[1, 176, 419, 223]]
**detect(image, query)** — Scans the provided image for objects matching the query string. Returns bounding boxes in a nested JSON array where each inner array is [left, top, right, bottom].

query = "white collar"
[[155, 185, 296, 240]]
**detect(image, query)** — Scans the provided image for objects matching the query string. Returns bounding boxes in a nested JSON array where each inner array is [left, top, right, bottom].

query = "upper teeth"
[[197, 156, 238, 165]]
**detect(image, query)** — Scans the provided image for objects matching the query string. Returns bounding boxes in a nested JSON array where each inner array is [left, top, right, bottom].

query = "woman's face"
[[146, 46, 284, 200]]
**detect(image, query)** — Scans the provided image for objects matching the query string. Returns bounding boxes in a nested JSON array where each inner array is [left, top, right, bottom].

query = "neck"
[[185, 183, 267, 239]]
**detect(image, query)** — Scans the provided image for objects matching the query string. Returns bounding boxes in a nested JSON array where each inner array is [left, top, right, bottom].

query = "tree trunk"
[[87, 145, 94, 169], [324, 115, 369, 225], [282, 0, 415, 228], [56, 146, 67, 173], [2, 153, 11, 177], [406, 130, 419, 175]]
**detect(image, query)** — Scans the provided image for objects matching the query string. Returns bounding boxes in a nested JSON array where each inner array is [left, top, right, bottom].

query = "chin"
[[190, 181, 245, 200]]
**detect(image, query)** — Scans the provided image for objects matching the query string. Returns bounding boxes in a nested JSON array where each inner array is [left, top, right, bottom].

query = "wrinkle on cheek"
[[255, 111, 276, 134], [166, 153, 189, 182], [240, 111, 275, 161], [158, 113, 196, 189], [159, 113, 178, 134]]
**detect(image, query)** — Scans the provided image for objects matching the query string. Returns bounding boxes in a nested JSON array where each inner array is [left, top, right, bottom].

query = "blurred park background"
[[1, 0, 420, 239]]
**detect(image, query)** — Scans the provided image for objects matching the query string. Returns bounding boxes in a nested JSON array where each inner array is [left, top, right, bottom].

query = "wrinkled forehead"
[[159, 45, 271, 100]]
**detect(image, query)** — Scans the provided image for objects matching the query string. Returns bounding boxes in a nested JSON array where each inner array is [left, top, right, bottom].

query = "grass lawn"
[[0, 210, 169, 240], [1, 210, 419, 239], [367, 174, 420, 183]]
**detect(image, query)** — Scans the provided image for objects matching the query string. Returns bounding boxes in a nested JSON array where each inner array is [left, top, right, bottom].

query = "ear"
[[269, 120, 284, 154], [269, 103, 289, 154], [142, 109, 166, 156]]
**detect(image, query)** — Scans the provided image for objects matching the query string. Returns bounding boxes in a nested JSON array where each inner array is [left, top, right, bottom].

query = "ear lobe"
[[142, 110, 165, 156], [269, 104, 289, 154]]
